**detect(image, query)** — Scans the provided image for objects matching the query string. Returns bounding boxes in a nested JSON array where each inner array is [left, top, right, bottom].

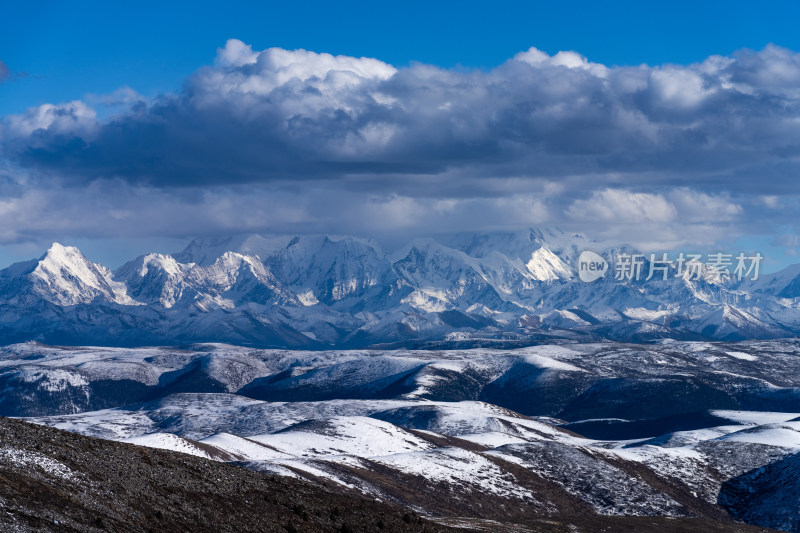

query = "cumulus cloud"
[[0, 40, 799, 258], [4, 39, 800, 189], [4, 100, 97, 138]]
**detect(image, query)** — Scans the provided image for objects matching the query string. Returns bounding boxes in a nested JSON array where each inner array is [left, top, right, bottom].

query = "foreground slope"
[[0, 416, 777, 533], [0, 416, 456, 533]]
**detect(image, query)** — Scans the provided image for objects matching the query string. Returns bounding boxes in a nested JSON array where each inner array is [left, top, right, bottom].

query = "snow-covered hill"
[[12, 339, 800, 531], [0, 340, 792, 530]]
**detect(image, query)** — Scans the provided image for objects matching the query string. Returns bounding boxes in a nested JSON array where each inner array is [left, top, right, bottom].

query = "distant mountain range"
[[1, 228, 799, 347]]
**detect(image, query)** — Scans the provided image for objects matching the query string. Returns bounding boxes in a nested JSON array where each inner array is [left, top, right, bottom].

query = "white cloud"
[[566, 189, 677, 223], [761, 195, 781, 208], [731, 44, 800, 97], [513, 47, 609, 77], [667, 189, 742, 222], [5, 101, 97, 137], [649, 67, 715, 109], [215, 38, 258, 67], [198, 39, 396, 104]]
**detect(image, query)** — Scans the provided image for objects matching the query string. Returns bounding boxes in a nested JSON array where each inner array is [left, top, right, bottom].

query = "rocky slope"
[[0, 416, 457, 533], [0, 413, 777, 533]]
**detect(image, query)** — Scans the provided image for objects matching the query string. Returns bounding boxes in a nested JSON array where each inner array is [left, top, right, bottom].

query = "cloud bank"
[[1, 40, 799, 256]]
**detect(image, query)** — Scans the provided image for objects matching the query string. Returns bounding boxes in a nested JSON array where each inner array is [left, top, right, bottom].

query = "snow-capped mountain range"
[[1, 228, 800, 347]]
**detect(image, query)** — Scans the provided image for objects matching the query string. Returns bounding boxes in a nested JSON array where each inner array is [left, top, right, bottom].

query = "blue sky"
[[4, 0, 800, 116], [1, 1, 800, 271]]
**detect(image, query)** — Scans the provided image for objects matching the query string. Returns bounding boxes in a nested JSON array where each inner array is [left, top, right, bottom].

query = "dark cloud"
[[0, 41, 799, 258], [0, 60, 9, 82], [2, 41, 799, 192]]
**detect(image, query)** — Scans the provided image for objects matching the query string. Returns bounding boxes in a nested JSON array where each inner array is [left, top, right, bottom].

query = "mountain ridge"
[[1, 229, 799, 347]]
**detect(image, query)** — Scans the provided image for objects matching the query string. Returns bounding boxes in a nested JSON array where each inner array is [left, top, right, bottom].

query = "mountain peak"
[[30, 243, 137, 306], [40, 242, 84, 262], [525, 246, 573, 281], [36, 243, 100, 282]]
